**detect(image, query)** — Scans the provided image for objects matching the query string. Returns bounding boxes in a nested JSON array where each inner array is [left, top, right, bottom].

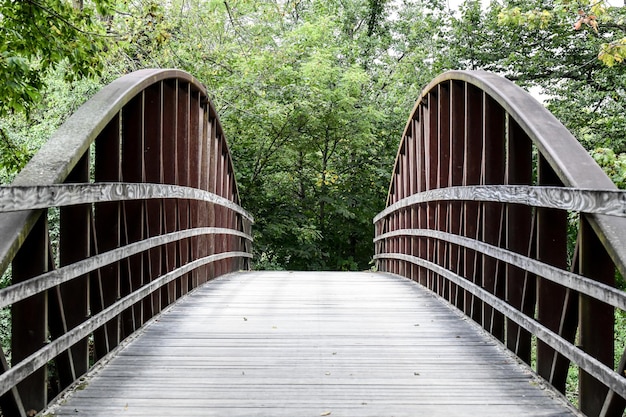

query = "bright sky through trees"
[[447, 0, 624, 9]]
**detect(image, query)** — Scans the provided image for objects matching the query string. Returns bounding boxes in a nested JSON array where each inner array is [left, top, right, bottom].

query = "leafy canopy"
[[0, 0, 114, 115]]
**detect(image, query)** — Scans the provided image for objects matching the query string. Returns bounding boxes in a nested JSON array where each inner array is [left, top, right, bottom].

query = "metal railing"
[[373, 70, 626, 417], [0, 69, 253, 416]]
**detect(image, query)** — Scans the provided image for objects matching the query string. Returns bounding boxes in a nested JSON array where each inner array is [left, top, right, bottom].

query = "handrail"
[[374, 70, 626, 417], [0, 182, 253, 219], [0, 69, 253, 416]]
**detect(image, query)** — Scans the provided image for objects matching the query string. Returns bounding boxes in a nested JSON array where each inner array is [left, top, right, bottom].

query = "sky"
[[447, 0, 624, 9]]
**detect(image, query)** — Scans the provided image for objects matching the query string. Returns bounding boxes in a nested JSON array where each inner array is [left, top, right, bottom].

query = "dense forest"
[[1, 0, 625, 271]]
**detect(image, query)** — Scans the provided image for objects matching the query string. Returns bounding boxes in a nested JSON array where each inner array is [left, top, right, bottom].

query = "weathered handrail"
[[0, 69, 253, 416], [374, 70, 626, 417]]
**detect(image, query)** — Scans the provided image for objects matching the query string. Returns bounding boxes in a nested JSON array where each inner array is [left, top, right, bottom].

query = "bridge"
[[1, 69, 626, 416]]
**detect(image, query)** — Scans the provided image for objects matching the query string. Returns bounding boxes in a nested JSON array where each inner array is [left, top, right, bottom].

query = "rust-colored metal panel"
[[176, 82, 191, 296], [54, 153, 90, 390], [217, 144, 227, 276], [144, 82, 163, 317], [121, 93, 145, 334], [416, 109, 427, 285], [437, 83, 451, 299], [398, 143, 407, 277], [425, 91, 438, 291], [463, 84, 483, 322], [162, 79, 178, 306], [199, 101, 210, 283], [407, 122, 418, 282], [579, 216, 615, 416], [189, 91, 201, 287], [504, 118, 534, 364], [535, 155, 570, 392], [93, 114, 122, 357], [206, 116, 217, 281], [213, 135, 224, 276], [11, 214, 48, 413], [448, 81, 466, 310], [449, 80, 465, 310], [481, 94, 505, 341]]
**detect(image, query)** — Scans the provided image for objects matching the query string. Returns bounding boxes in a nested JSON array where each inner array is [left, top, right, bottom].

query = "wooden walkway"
[[46, 271, 578, 416]]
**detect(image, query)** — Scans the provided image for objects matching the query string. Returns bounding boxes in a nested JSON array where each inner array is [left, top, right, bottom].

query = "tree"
[[441, 0, 626, 155], [0, 0, 114, 176], [0, 0, 114, 115], [152, 0, 445, 270], [0, 0, 447, 269]]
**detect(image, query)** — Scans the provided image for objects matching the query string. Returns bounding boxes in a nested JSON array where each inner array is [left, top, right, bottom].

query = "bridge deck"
[[46, 271, 577, 417]]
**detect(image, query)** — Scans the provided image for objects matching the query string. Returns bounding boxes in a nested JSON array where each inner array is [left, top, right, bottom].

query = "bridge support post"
[[51, 154, 91, 393], [579, 216, 615, 417], [11, 214, 49, 413], [536, 156, 571, 393], [92, 114, 122, 359]]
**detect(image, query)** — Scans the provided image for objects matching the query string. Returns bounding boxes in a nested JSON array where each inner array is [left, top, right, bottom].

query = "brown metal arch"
[[0, 69, 252, 416], [376, 70, 626, 417]]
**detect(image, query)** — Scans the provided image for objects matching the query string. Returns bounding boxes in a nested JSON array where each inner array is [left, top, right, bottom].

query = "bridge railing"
[[0, 69, 253, 416], [374, 71, 626, 417]]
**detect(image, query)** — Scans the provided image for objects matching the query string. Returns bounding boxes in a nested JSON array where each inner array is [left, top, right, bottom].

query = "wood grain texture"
[[374, 228, 626, 311], [45, 271, 578, 417], [0, 183, 253, 221], [373, 185, 626, 223]]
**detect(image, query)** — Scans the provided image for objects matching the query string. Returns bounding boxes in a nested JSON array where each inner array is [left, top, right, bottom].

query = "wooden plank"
[[45, 271, 579, 417]]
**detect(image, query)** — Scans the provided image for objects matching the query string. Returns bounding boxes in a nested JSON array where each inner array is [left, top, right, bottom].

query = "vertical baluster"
[[162, 79, 178, 306], [199, 101, 210, 282], [393, 179, 399, 275], [504, 117, 534, 364], [53, 153, 90, 390], [536, 155, 570, 391], [438, 83, 451, 299], [407, 120, 418, 282], [449, 80, 465, 310], [463, 84, 482, 322], [481, 95, 505, 341], [93, 113, 122, 357], [397, 143, 406, 277], [215, 135, 225, 276], [121, 93, 145, 334], [11, 215, 48, 413], [189, 90, 201, 287], [144, 82, 163, 317], [579, 216, 615, 416], [417, 107, 427, 286], [177, 82, 191, 295], [225, 170, 233, 271], [426, 91, 438, 292], [206, 113, 217, 281]]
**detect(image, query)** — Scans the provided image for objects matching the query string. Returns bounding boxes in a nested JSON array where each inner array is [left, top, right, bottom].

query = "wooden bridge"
[[1, 69, 626, 416]]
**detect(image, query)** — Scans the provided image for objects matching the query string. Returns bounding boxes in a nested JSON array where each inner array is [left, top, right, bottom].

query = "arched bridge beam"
[[0, 69, 253, 416], [374, 70, 626, 417]]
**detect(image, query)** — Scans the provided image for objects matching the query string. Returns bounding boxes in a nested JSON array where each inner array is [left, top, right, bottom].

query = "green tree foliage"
[[1, 0, 446, 270], [0, 0, 113, 115], [0, 0, 115, 177], [442, 1, 626, 155], [135, 0, 446, 270], [590, 147, 626, 188]]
